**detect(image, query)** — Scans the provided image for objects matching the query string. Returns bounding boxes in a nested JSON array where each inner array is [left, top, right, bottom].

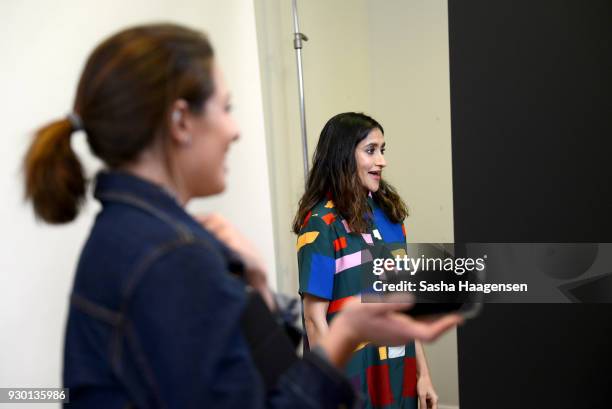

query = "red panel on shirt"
[[367, 364, 395, 407], [327, 296, 353, 314], [333, 236, 347, 251], [302, 211, 312, 228], [402, 357, 417, 397], [321, 213, 336, 225]]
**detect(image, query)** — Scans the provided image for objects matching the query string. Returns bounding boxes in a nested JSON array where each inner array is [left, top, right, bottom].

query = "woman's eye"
[[366, 148, 375, 154], [224, 104, 233, 113], [381, 148, 386, 155]]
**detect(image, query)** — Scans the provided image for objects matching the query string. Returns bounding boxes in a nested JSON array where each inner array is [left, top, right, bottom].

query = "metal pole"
[[291, 0, 309, 181]]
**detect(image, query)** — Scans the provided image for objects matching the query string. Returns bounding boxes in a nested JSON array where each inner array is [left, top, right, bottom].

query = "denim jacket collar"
[[94, 171, 178, 205], [93, 171, 199, 232], [93, 170, 244, 271]]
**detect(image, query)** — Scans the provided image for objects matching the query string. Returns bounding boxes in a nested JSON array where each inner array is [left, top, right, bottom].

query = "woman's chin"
[[194, 180, 226, 198], [212, 182, 226, 195]]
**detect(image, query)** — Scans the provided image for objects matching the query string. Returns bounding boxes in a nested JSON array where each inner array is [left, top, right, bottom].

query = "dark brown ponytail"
[[23, 119, 85, 223], [22, 23, 215, 224]]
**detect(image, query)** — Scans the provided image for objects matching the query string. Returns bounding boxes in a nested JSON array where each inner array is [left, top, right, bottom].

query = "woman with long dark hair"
[[23, 25, 459, 408], [295, 112, 440, 409]]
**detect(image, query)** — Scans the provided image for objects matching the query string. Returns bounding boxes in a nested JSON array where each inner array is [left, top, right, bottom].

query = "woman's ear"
[[168, 99, 192, 146]]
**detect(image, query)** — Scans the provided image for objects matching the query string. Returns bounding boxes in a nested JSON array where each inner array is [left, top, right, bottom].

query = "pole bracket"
[[293, 32, 308, 49]]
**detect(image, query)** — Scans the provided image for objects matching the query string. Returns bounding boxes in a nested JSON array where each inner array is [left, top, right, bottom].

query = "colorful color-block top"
[[297, 196, 418, 409]]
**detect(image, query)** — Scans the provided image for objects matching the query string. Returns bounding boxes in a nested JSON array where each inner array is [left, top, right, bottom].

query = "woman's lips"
[[368, 171, 381, 180]]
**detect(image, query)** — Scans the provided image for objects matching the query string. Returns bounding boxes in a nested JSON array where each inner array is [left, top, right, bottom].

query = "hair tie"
[[67, 112, 84, 132]]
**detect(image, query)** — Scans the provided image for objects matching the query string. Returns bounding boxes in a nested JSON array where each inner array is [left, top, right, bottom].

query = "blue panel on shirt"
[[372, 207, 404, 243], [307, 254, 336, 299]]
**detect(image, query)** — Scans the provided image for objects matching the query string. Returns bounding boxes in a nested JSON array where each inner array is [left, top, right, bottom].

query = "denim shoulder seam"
[[97, 191, 193, 241]]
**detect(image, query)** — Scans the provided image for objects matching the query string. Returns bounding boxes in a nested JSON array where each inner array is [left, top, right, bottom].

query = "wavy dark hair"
[[292, 112, 408, 234]]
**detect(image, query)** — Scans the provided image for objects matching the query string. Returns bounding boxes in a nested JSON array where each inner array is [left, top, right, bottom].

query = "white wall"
[[366, 0, 455, 244], [0, 0, 275, 403], [254, 0, 458, 407]]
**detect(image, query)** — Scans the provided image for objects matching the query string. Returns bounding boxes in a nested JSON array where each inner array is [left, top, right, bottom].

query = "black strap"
[[240, 289, 299, 390]]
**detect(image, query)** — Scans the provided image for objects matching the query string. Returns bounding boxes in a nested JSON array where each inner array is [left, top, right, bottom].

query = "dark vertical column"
[[448, 1, 612, 408]]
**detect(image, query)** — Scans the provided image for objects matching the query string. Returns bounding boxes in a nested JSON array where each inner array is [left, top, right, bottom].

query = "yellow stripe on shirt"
[[296, 231, 320, 251]]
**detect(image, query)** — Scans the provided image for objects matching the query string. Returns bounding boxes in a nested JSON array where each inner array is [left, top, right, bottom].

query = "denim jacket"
[[63, 171, 356, 409]]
